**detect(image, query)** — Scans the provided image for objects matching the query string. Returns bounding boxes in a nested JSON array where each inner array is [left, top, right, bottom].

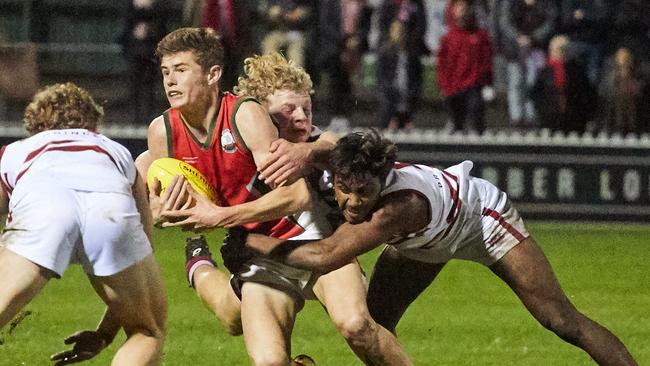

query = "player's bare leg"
[[192, 265, 243, 335], [0, 248, 54, 328], [491, 237, 638, 366], [314, 260, 413, 366], [367, 245, 445, 334], [240, 282, 299, 366], [89, 254, 167, 366], [185, 236, 243, 335]]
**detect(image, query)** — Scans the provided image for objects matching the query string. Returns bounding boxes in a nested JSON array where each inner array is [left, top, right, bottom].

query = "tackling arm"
[[258, 131, 338, 186], [247, 191, 430, 274]]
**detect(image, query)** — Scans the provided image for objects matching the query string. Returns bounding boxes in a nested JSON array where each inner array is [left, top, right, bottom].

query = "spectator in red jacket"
[[437, 0, 493, 132]]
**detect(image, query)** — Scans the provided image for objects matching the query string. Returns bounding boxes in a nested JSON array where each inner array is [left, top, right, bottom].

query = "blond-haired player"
[[0, 83, 167, 365]]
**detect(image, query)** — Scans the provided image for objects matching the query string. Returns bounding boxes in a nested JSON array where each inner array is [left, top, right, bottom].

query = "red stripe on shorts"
[[482, 207, 526, 242]]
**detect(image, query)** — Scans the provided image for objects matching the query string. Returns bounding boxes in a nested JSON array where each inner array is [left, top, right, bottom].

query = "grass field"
[[1, 222, 648, 365]]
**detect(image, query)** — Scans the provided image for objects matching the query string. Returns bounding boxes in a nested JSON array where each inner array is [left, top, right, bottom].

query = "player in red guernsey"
[[139, 30, 411, 365]]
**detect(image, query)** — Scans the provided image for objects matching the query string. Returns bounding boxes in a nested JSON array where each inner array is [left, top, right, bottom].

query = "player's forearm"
[[96, 307, 121, 344], [309, 131, 337, 168], [224, 180, 311, 226], [268, 238, 350, 274]]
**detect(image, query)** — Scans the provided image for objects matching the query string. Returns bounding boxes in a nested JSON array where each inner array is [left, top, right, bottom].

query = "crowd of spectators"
[[100, 0, 650, 134]]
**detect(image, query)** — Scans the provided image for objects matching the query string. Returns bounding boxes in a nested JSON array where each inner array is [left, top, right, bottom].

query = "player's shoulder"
[[147, 115, 167, 140]]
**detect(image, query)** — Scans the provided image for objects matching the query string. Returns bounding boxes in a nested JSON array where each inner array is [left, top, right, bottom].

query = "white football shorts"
[[451, 177, 530, 266], [1, 181, 152, 277]]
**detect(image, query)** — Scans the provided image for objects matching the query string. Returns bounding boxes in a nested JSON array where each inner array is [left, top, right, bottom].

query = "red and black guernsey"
[[163, 92, 303, 239]]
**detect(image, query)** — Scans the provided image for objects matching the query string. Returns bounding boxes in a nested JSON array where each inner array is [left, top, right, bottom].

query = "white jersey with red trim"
[[0, 129, 135, 197], [382, 161, 528, 264]]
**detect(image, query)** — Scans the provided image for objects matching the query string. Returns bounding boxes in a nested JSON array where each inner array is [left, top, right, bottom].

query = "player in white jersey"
[[240, 130, 638, 366], [0, 83, 166, 365]]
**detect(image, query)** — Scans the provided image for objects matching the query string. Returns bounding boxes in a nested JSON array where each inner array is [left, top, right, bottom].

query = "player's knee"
[[541, 306, 582, 344], [334, 312, 376, 345], [248, 349, 291, 366], [123, 322, 166, 343], [219, 317, 243, 336]]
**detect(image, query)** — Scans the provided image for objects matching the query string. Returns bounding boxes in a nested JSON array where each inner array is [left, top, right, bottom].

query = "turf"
[[1, 222, 648, 365]]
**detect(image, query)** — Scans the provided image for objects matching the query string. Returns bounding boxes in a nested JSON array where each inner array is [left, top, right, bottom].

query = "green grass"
[[1, 222, 648, 365]]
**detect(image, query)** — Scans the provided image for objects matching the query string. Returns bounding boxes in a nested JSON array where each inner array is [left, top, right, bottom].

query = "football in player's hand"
[[147, 158, 216, 202]]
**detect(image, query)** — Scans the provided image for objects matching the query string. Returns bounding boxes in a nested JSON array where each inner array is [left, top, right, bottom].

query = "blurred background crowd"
[[0, 0, 649, 136]]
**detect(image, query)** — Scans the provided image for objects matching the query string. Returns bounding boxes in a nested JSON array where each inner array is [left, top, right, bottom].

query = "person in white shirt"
[[241, 129, 638, 366], [0, 83, 167, 366]]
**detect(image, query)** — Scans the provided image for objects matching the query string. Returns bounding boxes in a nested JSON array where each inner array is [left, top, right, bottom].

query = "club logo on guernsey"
[[221, 129, 237, 154]]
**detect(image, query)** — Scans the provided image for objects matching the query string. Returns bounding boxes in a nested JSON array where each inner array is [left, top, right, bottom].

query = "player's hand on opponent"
[[161, 178, 233, 231], [150, 175, 193, 227], [259, 138, 313, 188], [50, 330, 110, 365]]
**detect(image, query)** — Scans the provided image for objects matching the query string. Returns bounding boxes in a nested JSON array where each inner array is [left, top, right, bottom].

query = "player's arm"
[[143, 117, 174, 224], [259, 131, 338, 187], [162, 176, 312, 229], [50, 307, 120, 364], [146, 116, 169, 161], [246, 191, 430, 274], [133, 170, 154, 243]]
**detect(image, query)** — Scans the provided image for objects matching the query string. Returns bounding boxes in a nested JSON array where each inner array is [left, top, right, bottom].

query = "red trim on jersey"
[[23, 140, 76, 163], [1, 173, 12, 195], [16, 145, 117, 184], [394, 162, 412, 170], [440, 170, 461, 225], [482, 207, 526, 242], [0, 145, 7, 161]]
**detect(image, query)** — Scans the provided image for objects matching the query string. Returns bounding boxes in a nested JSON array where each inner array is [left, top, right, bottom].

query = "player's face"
[[334, 176, 382, 224], [160, 51, 212, 110], [266, 89, 313, 143]]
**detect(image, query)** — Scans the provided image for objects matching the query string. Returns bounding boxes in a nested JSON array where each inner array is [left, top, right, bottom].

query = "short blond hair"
[[234, 52, 313, 102], [24, 82, 104, 135], [549, 35, 570, 57]]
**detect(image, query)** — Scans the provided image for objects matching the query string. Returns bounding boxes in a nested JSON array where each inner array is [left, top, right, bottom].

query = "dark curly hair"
[[330, 129, 397, 186], [156, 27, 224, 71]]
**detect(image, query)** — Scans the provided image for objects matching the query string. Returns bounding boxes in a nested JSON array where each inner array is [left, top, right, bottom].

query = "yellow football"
[[146, 157, 216, 202]]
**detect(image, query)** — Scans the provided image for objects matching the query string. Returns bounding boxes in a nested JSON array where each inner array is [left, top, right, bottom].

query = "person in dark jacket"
[[531, 35, 596, 134], [499, 0, 557, 127], [376, 0, 428, 130], [119, 0, 169, 124], [438, 0, 493, 133], [559, 0, 609, 86], [315, 0, 372, 130], [598, 47, 648, 135], [257, 0, 315, 67]]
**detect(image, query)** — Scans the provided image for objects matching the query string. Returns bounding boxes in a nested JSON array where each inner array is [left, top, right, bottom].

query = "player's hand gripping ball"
[[147, 158, 216, 203]]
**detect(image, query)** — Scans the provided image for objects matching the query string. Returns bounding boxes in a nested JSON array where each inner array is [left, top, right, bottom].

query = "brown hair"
[[330, 129, 397, 186], [23, 82, 104, 135], [234, 52, 313, 102], [156, 27, 224, 71]]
